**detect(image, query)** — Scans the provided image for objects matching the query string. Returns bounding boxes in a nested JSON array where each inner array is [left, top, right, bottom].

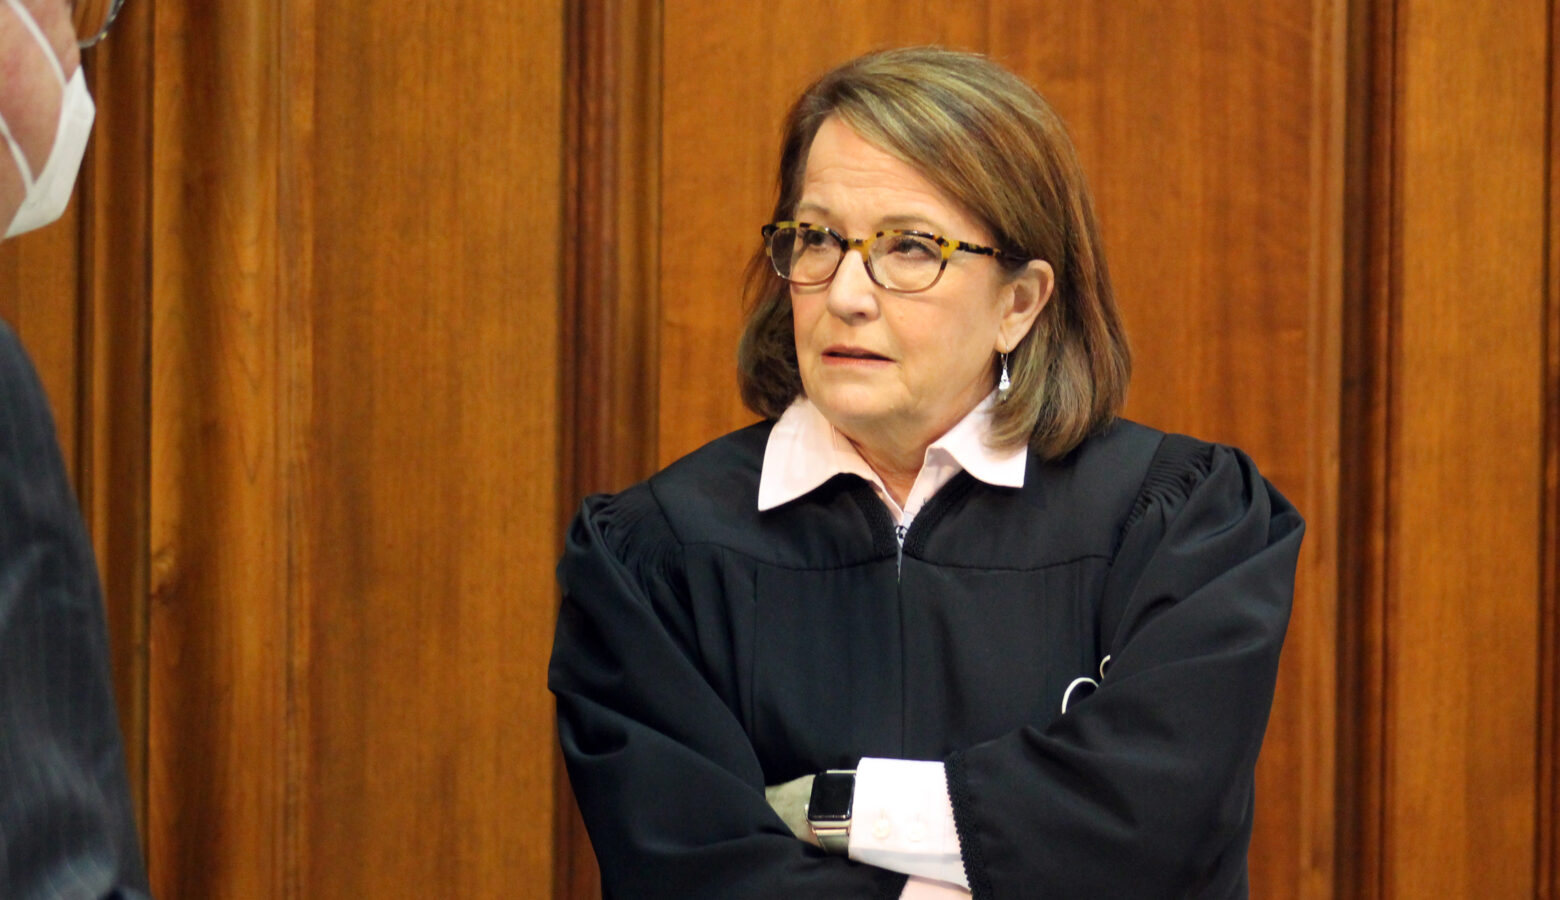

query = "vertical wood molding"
[[1337, 0, 1398, 895], [77, 0, 155, 845], [1541, 1, 1560, 893], [1294, 1, 1348, 893], [560, 0, 662, 503], [557, 2, 662, 897], [276, 0, 316, 893], [555, 8, 593, 896]]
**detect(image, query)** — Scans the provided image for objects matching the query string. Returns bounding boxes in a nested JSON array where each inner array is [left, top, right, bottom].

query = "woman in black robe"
[[549, 47, 1303, 900]]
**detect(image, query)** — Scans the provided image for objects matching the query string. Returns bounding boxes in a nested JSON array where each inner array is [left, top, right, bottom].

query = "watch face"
[[809, 771, 854, 822]]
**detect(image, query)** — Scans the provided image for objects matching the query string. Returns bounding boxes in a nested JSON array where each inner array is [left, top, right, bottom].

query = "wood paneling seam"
[[1539, 0, 1560, 893]]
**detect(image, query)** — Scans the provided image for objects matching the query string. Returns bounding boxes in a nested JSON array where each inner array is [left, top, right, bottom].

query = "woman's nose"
[[823, 247, 880, 323]]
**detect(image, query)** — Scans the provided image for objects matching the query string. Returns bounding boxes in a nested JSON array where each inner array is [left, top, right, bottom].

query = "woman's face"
[[791, 116, 1047, 458]]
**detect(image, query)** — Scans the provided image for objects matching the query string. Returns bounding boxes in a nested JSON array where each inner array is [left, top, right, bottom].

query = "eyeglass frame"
[[761, 220, 1031, 295], [75, 0, 127, 48]]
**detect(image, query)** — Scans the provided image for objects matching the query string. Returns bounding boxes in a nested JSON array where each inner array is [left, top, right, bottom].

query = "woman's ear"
[[995, 259, 1054, 353]]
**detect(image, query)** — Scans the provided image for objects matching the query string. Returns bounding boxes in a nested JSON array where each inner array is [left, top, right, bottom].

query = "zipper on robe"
[[891, 471, 979, 581], [849, 473, 977, 579]]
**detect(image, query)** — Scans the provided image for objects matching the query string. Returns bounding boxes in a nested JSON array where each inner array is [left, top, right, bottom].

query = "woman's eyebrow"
[[877, 213, 941, 232], [793, 204, 943, 233]]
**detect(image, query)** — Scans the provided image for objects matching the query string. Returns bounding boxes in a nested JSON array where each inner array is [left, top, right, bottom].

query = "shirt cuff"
[[848, 757, 968, 889], [900, 876, 973, 899]]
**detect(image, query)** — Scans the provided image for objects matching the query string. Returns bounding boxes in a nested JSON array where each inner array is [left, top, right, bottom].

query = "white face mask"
[[0, 0, 97, 239]]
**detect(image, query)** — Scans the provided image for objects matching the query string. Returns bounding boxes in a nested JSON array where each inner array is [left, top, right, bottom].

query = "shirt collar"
[[757, 393, 1027, 513]]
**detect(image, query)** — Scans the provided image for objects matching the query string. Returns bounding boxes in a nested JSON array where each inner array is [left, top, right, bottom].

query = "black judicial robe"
[[549, 418, 1303, 900]]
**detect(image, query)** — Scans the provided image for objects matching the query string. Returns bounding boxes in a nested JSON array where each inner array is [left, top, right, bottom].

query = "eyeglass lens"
[[768, 225, 946, 293], [73, 0, 125, 47]]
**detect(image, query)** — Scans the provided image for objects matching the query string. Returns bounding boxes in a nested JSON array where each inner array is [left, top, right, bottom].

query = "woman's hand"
[[764, 774, 818, 846]]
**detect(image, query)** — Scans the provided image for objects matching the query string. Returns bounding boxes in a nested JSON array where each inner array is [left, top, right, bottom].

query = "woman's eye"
[[800, 230, 833, 250], [887, 236, 939, 258]]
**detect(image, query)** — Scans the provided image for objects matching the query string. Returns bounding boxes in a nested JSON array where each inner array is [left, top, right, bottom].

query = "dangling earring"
[[997, 352, 1011, 401]]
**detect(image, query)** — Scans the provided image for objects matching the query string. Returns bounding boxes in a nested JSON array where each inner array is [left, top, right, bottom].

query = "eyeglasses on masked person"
[[70, 0, 126, 47]]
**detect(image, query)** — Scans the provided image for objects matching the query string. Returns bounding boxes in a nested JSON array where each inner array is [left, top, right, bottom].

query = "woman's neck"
[[827, 390, 990, 509], [845, 436, 923, 509]]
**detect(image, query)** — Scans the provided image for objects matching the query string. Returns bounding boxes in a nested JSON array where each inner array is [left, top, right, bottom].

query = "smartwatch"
[[806, 769, 856, 855]]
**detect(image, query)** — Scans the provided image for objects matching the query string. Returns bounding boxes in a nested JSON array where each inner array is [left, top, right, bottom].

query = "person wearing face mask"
[[1, 0, 152, 897]]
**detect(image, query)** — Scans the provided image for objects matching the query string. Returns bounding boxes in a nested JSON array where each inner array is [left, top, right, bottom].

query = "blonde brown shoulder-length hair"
[[737, 47, 1130, 459]]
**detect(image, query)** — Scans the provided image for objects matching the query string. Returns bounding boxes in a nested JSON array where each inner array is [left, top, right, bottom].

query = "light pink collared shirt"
[[757, 393, 1026, 897], [758, 393, 1026, 531]]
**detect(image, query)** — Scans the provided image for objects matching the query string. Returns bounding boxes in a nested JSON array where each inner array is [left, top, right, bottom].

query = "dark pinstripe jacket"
[[0, 322, 149, 898]]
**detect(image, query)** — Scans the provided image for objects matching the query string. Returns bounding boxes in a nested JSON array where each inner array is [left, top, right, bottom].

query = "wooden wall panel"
[[290, 0, 564, 895], [145, 0, 565, 896], [657, 4, 1341, 897], [147, 0, 289, 893], [1378, 0, 1550, 895]]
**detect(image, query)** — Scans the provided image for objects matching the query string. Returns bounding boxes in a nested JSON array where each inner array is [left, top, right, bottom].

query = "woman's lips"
[[822, 346, 891, 364]]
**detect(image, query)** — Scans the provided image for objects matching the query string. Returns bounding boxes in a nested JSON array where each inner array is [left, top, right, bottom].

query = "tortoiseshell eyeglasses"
[[761, 220, 1029, 294]]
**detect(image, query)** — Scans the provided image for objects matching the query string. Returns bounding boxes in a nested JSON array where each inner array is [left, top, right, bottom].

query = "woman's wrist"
[[764, 774, 817, 846]]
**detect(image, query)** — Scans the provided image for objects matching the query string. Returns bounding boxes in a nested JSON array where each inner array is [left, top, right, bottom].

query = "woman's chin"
[[809, 394, 899, 438]]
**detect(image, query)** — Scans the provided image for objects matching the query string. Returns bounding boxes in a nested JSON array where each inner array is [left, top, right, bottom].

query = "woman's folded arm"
[[549, 489, 908, 900]]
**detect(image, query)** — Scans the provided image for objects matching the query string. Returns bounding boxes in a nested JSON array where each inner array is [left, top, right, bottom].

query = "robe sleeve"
[[944, 438, 1304, 899], [549, 487, 908, 900]]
